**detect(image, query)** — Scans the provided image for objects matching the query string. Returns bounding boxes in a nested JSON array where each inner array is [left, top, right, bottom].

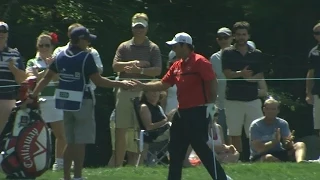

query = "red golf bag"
[[0, 77, 52, 179]]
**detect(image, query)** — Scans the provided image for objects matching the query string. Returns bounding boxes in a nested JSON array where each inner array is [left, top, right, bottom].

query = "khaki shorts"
[[64, 99, 95, 144], [110, 120, 139, 153], [225, 99, 263, 137], [313, 95, 320, 129], [115, 89, 141, 128]]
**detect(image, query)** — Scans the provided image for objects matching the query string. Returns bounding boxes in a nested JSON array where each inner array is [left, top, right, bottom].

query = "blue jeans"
[[217, 109, 228, 143]]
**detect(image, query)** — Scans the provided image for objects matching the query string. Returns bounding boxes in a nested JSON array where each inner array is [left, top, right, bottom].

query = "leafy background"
[[1, 0, 320, 166]]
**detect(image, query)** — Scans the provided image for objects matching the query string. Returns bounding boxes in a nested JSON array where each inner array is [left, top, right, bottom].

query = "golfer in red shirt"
[[132, 32, 228, 180]]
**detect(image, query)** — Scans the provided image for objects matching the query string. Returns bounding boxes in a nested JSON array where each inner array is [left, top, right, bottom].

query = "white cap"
[[132, 18, 148, 27], [217, 27, 231, 36], [0, 22, 9, 30], [166, 32, 193, 45], [168, 50, 176, 62], [247, 41, 256, 49]]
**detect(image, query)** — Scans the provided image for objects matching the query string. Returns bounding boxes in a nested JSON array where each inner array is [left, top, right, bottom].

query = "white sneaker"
[[227, 175, 233, 180], [52, 162, 64, 171]]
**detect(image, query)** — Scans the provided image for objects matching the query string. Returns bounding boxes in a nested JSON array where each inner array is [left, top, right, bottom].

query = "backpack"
[[0, 77, 52, 178]]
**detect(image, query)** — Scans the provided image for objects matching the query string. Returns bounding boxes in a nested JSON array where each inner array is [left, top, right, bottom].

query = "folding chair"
[[131, 97, 170, 167]]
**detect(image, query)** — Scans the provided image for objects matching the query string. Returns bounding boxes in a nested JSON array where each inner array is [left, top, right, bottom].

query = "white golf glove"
[[205, 103, 216, 118]]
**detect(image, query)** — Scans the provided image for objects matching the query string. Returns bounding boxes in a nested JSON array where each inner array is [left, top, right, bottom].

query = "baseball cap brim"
[[89, 34, 97, 41], [132, 22, 148, 28], [166, 40, 178, 45], [217, 32, 231, 36]]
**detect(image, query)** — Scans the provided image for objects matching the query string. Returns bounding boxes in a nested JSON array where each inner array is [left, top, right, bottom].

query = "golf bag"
[[0, 77, 52, 178]]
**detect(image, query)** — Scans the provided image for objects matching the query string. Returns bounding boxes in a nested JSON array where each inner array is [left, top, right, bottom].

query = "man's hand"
[[241, 66, 253, 78], [306, 94, 313, 105], [46, 57, 54, 65], [124, 63, 141, 74], [8, 58, 16, 71], [32, 66, 39, 76], [273, 128, 281, 143], [119, 80, 136, 90], [130, 79, 144, 91], [136, 60, 150, 68]]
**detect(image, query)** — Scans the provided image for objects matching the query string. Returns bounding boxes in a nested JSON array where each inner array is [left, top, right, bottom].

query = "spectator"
[[112, 12, 162, 167], [0, 21, 26, 134], [108, 76, 140, 167], [306, 22, 320, 136], [221, 21, 266, 161], [249, 98, 306, 163], [207, 110, 240, 163], [132, 32, 230, 180], [210, 27, 233, 144], [29, 26, 134, 180], [26, 32, 66, 171]]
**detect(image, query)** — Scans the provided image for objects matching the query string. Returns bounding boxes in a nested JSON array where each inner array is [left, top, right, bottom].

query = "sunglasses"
[[314, 31, 320, 36], [217, 36, 230, 40], [38, 44, 51, 48], [0, 29, 8, 33]]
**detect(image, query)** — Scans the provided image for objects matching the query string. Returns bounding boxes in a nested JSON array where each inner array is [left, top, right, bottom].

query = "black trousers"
[[168, 106, 227, 180]]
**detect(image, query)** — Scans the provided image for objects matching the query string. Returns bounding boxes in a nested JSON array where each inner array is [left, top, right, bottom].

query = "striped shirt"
[[113, 37, 162, 80], [0, 47, 25, 99]]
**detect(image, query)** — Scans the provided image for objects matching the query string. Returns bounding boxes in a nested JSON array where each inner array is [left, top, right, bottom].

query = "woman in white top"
[[26, 33, 66, 171], [208, 111, 240, 163], [161, 51, 178, 118]]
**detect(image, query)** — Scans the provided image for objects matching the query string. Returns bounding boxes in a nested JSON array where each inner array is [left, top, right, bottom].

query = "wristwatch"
[[140, 68, 144, 75]]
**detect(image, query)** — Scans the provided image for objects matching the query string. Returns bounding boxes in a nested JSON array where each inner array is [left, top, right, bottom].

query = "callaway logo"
[[18, 125, 48, 170]]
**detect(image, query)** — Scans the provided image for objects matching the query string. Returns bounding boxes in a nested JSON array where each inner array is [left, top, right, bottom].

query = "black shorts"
[[250, 150, 295, 162]]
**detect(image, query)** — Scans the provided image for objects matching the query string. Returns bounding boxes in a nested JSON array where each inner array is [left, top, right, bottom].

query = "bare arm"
[[217, 125, 225, 144], [142, 81, 171, 91], [113, 60, 136, 72], [306, 69, 314, 95], [140, 104, 168, 130], [89, 73, 128, 88], [32, 70, 56, 96], [9, 64, 27, 84], [258, 79, 268, 97], [208, 79, 217, 103]]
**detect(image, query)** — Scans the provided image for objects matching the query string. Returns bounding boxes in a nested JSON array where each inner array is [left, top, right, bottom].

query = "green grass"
[[1, 163, 319, 180]]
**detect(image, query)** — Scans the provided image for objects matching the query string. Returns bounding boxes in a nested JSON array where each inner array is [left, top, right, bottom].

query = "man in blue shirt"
[[29, 27, 135, 180], [249, 98, 306, 163]]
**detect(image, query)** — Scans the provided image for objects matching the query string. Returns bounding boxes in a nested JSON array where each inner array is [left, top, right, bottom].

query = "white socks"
[[56, 158, 64, 164]]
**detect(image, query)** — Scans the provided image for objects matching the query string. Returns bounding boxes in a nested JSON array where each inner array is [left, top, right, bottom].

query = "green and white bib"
[[26, 57, 57, 96]]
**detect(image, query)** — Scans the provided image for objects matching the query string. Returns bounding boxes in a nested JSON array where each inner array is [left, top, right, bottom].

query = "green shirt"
[[26, 57, 57, 96]]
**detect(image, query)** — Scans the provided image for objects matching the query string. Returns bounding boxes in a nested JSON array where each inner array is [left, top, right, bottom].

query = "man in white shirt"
[[210, 27, 233, 144]]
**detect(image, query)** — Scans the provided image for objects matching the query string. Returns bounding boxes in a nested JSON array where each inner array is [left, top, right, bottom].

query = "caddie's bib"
[[54, 50, 90, 111]]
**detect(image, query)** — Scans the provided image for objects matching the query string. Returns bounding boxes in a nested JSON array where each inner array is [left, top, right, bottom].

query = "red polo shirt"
[[162, 52, 216, 109]]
